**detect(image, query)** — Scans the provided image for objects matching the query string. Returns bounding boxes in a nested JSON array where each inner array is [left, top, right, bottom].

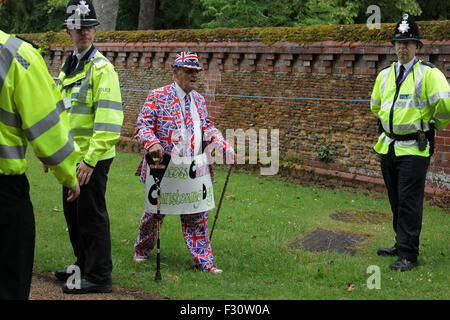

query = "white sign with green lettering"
[[145, 153, 215, 214]]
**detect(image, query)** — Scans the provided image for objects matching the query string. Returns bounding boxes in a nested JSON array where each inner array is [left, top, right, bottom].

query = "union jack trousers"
[[133, 82, 234, 271], [135, 211, 214, 270]]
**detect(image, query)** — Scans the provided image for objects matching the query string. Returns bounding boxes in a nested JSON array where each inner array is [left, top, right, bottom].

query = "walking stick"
[[153, 172, 163, 281], [209, 164, 232, 241], [146, 153, 171, 281]]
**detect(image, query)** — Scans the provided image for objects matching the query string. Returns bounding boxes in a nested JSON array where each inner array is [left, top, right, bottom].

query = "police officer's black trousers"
[[380, 144, 430, 262], [0, 174, 35, 300], [62, 158, 113, 285]]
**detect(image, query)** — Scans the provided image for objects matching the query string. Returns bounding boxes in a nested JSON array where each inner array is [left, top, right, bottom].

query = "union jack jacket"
[[135, 82, 233, 183]]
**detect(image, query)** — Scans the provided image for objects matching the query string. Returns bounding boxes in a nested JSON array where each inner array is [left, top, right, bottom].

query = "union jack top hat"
[[173, 52, 203, 71]]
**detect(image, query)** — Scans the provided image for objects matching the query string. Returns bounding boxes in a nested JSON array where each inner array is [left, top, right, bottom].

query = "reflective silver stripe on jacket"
[[380, 62, 427, 109], [396, 139, 421, 148], [370, 96, 380, 106], [0, 36, 22, 93], [380, 100, 428, 109], [380, 66, 391, 97], [69, 57, 109, 115], [435, 112, 450, 120], [77, 57, 108, 105], [0, 107, 21, 127], [25, 100, 66, 141], [69, 104, 94, 114], [413, 63, 426, 104], [0, 36, 26, 159], [380, 120, 431, 133], [429, 91, 450, 105], [378, 132, 423, 148], [70, 56, 122, 134], [72, 123, 122, 136], [94, 122, 122, 133], [94, 100, 122, 111], [69, 100, 122, 114], [0, 144, 26, 159], [72, 128, 93, 136], [38, 133, 75, 166]]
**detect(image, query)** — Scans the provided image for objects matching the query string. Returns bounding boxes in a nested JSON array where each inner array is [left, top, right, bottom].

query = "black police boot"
[[63, 278, 112, 294], [389, 258, 418, 272], [377, 247, 398, 256], [55, 265, 83, 281]]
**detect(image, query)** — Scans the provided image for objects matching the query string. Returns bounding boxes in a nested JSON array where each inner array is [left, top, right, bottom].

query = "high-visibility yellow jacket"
[[0, 30, 79, 188], [58, 46, 123, 167], [370, 59, 450, 157]]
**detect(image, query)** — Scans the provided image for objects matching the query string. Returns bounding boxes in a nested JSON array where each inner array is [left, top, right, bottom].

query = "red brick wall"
[[44, 39, 450, 192]]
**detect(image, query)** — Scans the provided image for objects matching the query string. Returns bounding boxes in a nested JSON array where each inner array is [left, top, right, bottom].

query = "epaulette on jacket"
[[420, 61, 436, 68], [14, 35, 40, 50], [93, 56, 109, 68]]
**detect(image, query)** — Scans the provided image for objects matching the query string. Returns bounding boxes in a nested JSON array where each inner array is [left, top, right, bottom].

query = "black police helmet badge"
[[392, 13, 423, 48], [63, 0, 100, 29]]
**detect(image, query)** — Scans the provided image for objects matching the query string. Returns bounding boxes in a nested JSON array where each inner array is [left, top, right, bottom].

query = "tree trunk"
[[92, 0, 119, 31], [138, 0, 156, 30]]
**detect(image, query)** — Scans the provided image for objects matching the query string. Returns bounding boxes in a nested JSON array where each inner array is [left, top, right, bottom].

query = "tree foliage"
[[0, 0, 66, 33], [300, 0, 360, 26], [0, 0, 447, 34], [200, 0, 307, 28]]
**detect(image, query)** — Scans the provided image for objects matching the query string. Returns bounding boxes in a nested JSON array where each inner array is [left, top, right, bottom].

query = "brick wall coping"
[[50, 39, 450, 53], [48, 40, 449, 77]]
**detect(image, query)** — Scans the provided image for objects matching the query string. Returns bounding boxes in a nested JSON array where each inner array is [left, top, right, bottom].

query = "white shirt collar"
[[397, 56, 416, 74], [74, 45, 92, 61]]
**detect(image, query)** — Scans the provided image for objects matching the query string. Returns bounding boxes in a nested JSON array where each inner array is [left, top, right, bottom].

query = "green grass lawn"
[[27, 151, 449, 300]]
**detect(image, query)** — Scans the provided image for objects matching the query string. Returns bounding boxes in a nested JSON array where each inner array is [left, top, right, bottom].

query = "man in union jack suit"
[[133, 52, 235, 274]]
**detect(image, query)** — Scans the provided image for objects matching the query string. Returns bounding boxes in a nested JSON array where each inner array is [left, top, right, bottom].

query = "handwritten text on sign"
[[145, 153, 215, 214]]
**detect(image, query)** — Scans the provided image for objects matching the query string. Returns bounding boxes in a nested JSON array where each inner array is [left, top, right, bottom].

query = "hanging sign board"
[[144, 153, 215, 215]]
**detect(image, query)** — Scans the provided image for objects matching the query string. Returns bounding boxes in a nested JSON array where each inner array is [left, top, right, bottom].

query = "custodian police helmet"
[[63, 0, 100, 29], [392, 14, 423, 48]]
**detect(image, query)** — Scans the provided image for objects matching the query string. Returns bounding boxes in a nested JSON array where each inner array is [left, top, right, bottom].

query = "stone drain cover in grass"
[[329, 210, 390, 224], [289, 228, 369, 256]]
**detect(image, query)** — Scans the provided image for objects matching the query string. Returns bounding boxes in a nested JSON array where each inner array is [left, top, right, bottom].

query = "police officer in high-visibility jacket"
[[53, 0, 123, 294], [370, 14, 449, 271], [0, 0, 80, 299]]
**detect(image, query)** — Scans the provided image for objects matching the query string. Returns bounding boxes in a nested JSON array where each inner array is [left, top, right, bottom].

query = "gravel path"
[[29, 268, 160, 300]]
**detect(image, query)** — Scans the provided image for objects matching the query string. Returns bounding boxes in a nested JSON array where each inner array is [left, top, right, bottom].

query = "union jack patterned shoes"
[[192, 263, 223, 274], [206, 267, 223, 274], [134, 252, 149, 262]]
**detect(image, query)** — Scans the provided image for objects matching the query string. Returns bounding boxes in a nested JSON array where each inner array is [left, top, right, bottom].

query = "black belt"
[[383, 131, 419, 141], [382, 127, 435, 155]]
